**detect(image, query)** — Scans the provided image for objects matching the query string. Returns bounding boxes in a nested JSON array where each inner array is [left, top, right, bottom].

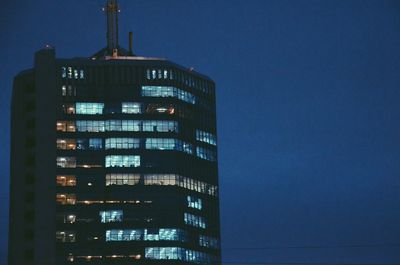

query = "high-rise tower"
[[8, 2, 220, 264]]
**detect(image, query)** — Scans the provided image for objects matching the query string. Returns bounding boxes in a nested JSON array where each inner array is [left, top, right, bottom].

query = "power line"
[[223, 243, 400, 250], [222, 261, 400, 265]]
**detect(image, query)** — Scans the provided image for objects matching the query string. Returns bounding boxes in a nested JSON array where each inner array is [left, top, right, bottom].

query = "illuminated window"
[[105, 138, 140, 149], [122, 102, 141, 114], [146, 69, 172, 80], [76, 103, 104, 115], [75, 255, 102, 261], [105, 173, 140, 186], [145, 138, 192, 154], [141, 86, 196, 104], [58, 214, 76, 224], [184, 213, 206, 229], [146, 103, 175, 115], [76, 120, 105, 132], [56, 175, 76, 186], [105, 155, 140, 168], [67, 67, 72, 79], [142, 120, 178, 132], [106, 229, 142, 241], [57, 157, 76, 168], [199, 235, 219, 249], [57, 121, 76, 132], [56, 194, 76, 205], [62, 66, 84, 79], [56, 231, 76, 242], [145, 138, 175, 150], [66, 214, 76, 223], [196, 130, 217, 146], [196, 147, 217, 162], [62, 104, 75, 114], [105, 229, 187, 242], [89, 138, 102, 150], [100, 210, 123, 223], [56, 139, 76, 150], [145, 247, 180, 260], [61, 67, 67, 78], [105, 120, 141, 131], [76, 138, 102, 150], [66, 85, 76, 96], [143, 174, 218, 196], [61, 85, 67, 96], [187, 196, 202, 210], [103, 120, 178, 132]]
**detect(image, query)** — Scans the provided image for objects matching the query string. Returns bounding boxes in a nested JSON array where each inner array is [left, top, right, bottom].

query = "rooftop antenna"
[[104, 0, 119, 57]]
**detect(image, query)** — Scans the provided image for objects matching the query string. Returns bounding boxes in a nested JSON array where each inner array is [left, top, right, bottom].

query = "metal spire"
[[105, 0, 119, 56]]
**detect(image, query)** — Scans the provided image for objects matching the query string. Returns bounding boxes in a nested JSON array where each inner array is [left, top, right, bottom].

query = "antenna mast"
[[105, 0, 119, 56]]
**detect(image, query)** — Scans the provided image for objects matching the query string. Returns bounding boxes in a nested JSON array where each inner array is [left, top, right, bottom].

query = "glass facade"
[[199, 235, 220, 249], [105, 138, 140, 149], [145, 247, 215, 264], [142, 120, 178, 132], [75, 103, 104, 114], [145, 138, 193, 154], [56, 175, 76, 186], [89, 138, 102, 150], [187, 196, 202, 210], [196, 147, 217, 161], [56, 194, 76, 205], [56, 231, 76, 242], [105, 173, 140, 186], [56, 157, 76, 168], [196, 130, 217, 146], [76, 120, 105, 132], [142, 86, 196, 104], [65, 120, 179, 133], [121, 102, 141, 114], [144, 174, 218, 196], [184, 213, 206, 228], [100, 210, 123, 223], [106, 229, 187, 242], [105, 155, 140, 168], [45, 62, 219, 264]]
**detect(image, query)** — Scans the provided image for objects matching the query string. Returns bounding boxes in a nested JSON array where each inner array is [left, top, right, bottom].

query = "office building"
[[9, 1, 220, 264]]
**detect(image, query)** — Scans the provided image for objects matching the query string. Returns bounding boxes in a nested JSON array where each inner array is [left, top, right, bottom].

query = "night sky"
[[1, 0, 400, 264]]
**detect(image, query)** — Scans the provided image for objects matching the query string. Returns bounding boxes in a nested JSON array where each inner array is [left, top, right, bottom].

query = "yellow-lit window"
[[57, 139, 76, 150], [56, 231, 76, 242], [56, 194, 76, 205], [56, 175, 76, 186], [63, 104, 75, 114], [56, 121, 76, 132]]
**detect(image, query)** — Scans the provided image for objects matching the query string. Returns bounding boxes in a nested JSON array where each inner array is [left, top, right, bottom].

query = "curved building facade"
[[9, 14, 220, 265]]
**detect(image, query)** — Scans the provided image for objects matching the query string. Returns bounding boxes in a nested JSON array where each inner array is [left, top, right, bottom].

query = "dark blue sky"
[[1, 0, 400, 264]]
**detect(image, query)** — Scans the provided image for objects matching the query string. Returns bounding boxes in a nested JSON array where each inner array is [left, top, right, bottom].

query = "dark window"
[[25, 192, 35, 203], [25, 101, 36, 112], [25, 155, 35, 166], [25, 173, 35, 184], [26, 119, 36, 129], [24, 229, 35, 240], [24, 249, 34, 261], [25, 137, 36, 148], [24, 210, 35, 222], [24, 84, 35, 93]]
